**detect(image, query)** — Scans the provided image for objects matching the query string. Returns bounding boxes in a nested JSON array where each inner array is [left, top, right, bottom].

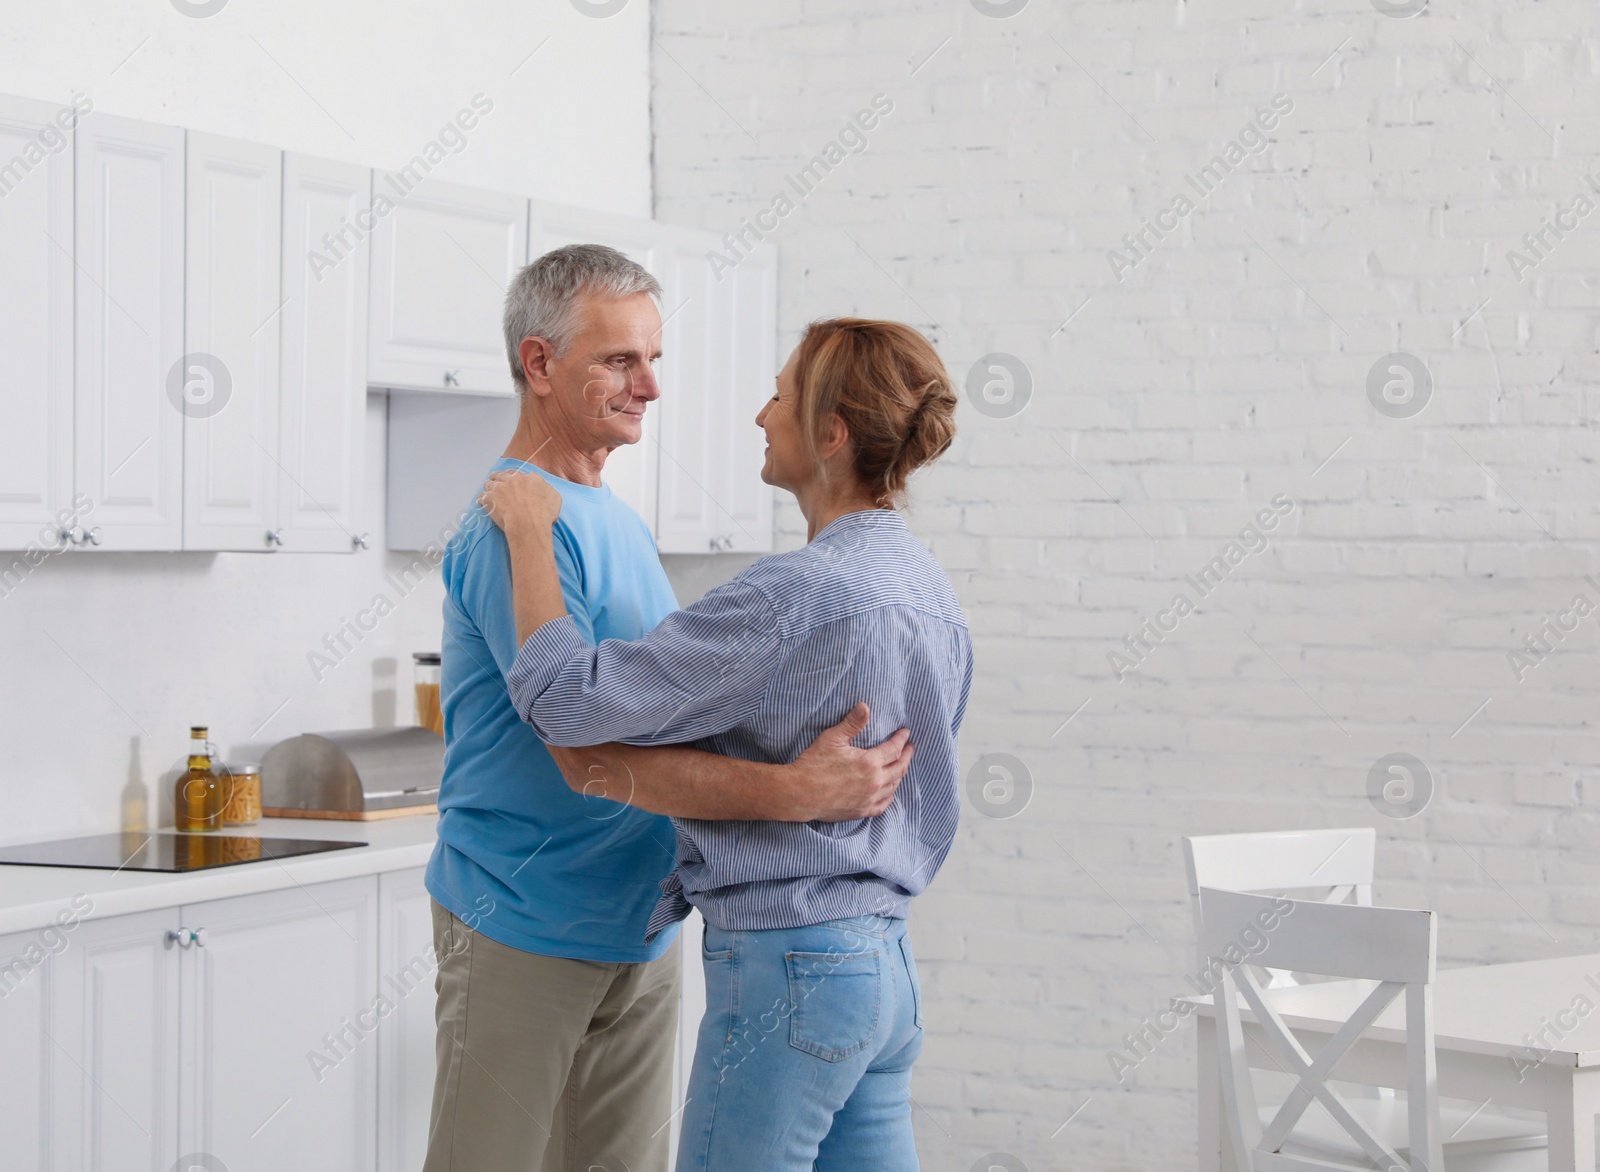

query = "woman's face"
[[755, 351, 810, 491]]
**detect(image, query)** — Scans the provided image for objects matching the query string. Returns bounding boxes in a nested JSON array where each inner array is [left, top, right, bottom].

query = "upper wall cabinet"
[[278, 154, 372, 552], [368, 177, 527, 396], [0, 92, 778, 557], [182, 140, 374, 554], [654, 232, 777, 555], [75, 111, 186, 551], [0, 94, 75, 550], [183, 131, 283, 552]]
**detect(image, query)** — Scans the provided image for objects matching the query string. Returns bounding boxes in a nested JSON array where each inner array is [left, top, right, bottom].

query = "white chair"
[[1183, 828, 1376, 988], [1199, 886, 1547, 1172]]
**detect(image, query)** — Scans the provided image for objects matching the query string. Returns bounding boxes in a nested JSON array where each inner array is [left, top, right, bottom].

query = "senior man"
[[423, 244, 912, 1172]]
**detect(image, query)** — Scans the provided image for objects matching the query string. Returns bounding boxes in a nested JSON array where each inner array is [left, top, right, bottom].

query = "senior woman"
[[478, 317, 970, 1171]]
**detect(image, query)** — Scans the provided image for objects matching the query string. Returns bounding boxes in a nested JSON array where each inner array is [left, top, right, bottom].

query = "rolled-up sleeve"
[[506, 578, 786, 747]]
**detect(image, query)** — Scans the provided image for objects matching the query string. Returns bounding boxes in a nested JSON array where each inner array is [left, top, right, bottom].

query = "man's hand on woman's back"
[[789, 702, 912, 822]]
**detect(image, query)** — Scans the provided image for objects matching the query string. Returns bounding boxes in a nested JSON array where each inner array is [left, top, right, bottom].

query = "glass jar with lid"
[[414, 652, 443, 735]]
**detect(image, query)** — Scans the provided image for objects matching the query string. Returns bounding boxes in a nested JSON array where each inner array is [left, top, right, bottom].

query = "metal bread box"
[[261, 728, 443, 820]]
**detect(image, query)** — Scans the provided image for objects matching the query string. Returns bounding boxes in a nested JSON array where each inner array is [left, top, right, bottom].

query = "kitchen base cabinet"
[[179, 878, 378, 1172], [376, 867, 437, 1172], [52, 907, 182, 1172], [0, 856, 713, 1172], [0, 924, 55, 1168]]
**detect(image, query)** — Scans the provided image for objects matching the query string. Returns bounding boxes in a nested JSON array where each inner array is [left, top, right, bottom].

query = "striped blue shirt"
[[506, 508, 972, 940]]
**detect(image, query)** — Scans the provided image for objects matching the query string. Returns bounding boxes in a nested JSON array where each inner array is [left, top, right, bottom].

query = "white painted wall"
[[0, 0, 652, 842], [652, 2, 1600, 1169]]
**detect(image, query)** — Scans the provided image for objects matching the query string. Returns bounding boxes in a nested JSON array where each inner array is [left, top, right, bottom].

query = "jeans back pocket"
[[785, 949, 881, 1062]]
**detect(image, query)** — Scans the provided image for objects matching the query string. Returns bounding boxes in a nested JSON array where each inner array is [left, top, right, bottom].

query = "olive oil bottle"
[[174, 726, 224, 832]]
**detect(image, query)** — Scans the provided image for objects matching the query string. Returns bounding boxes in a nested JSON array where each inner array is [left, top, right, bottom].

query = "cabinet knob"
[[191, 927, 208, 949], [81, 527, 102, 547], [266, 529, 285, 548], [708, 534, 734, 552], [443, 370, 461, 387], [352, 533, 371, 551]]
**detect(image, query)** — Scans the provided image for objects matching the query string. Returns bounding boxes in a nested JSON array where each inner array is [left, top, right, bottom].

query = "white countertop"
[[0, 816, 439, 937]]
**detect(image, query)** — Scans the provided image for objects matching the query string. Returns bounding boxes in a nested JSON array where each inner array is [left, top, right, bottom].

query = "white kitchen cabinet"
[[368, 176, 527, 396], [183, 132, 284, 552], [278, 153, 373, 553], [376, 867, 437, 1172], [654, 232, 776, 554], [0, 923, 56, 1168], [669, 908, 707, 1168], [0, 94, 76, 550], [528, 201, 664, 535], [51, 907, 183, 1172], [178, 877, 378, 1172], [74, 112, 185, 551]]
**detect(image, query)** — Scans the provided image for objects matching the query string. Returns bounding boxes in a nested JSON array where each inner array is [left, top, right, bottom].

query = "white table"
[[1182, 952, 1600, 1172]]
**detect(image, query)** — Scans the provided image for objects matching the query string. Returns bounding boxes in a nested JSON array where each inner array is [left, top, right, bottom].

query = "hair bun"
[[791, 319, 957, 507]]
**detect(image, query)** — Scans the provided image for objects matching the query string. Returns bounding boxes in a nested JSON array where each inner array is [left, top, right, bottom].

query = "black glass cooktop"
[[0, 832, 366, 873]]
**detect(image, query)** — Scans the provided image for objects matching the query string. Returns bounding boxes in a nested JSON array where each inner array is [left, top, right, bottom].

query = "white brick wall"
[[651, 1, 1600, 1168]]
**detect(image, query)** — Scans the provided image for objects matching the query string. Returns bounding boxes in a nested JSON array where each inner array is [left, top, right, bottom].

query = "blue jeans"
[[676, 915, 925, 1171]]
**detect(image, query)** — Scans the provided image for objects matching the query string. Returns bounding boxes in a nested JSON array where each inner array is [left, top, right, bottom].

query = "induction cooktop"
[[0, 832, 366, 873]]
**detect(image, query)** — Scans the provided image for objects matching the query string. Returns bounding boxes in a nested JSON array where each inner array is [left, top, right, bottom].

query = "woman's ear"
[[817, 412, 851, 462]]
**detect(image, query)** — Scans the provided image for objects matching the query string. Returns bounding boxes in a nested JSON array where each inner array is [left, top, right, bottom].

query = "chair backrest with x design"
[[1184, 829, 1376, 987], [1198, 886, 1440, 1172]]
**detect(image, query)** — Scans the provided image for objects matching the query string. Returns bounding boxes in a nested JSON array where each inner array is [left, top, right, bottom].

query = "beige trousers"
[[422, 900, 682, 1172]]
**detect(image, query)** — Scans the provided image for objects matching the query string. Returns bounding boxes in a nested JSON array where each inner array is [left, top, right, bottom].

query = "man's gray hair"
[[503, 243, 662, 390]]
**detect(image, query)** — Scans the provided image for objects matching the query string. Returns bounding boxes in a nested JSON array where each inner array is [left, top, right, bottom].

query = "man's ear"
[[518, 336, 557, 398]]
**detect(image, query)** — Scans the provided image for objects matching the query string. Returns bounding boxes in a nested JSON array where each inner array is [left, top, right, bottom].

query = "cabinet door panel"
[[654, 235, 716, 552], [0, 925, 56, 1168], [74, 113, 185, 550], [654, 235, 775, 555], [375, 868, 437, 1172], [368, 177, 526, 395], [51, 907, 182, 1172], [669, 908, 707, 1170], [528, 202, 661, 536], [720, 244, 777, 553], [183, 132, 283, 552], [0, 94, 75, 550], [280, 154, 371, 553], [180, 877, 377, 1172]]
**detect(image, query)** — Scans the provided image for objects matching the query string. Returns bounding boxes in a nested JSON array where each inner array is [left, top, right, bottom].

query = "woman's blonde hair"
[[790, 318, 958, 507]]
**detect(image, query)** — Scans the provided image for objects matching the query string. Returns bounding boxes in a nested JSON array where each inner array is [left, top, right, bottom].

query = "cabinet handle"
[[351, 533, 371, 551], [166, 928, 194, 948], [191, 927, 208, 949], [57, 527, 77, 547], [266, 529, 285, 548], [443, 370, 461, 387], [708, 534, 734, 552], [81, 527, 102, 547]]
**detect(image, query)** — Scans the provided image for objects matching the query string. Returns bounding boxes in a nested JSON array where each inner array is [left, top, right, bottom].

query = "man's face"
[[542, 292, 663, 451]]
